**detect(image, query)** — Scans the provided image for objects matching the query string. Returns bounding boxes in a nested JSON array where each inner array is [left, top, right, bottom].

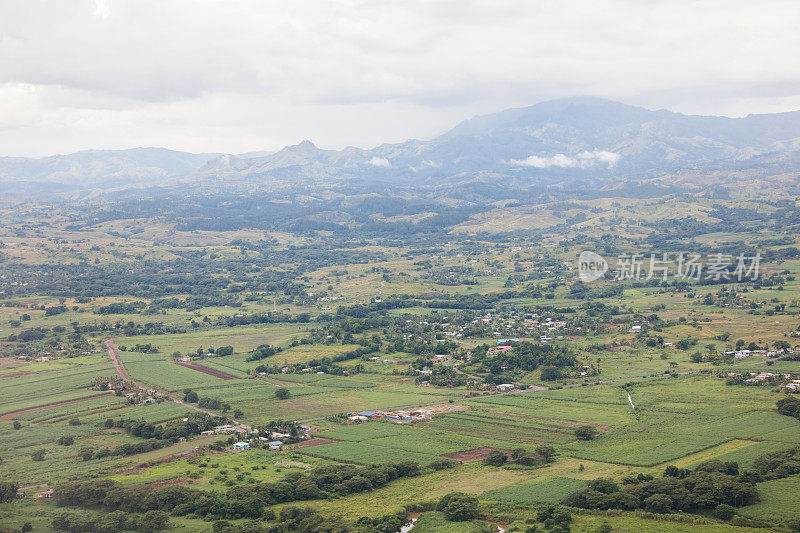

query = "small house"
[[232, 442, 250, 451], [268, 441, 282, 450]]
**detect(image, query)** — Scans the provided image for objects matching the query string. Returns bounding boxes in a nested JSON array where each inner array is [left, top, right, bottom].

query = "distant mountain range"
[[3, 97, 800, 196]]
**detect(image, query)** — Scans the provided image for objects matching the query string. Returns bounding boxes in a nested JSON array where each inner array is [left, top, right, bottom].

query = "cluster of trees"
[[777, 396, 800, 421], [483, 446, 557, 467], [245, 344, 282, 362], [0, 481, 18, 503], [574, 425, 599, 441], [181, 391, 233, 413], [212, 507, 348, 533], [54, 463, 422, 522], [78, 439, 167, 461], [216, 311, 310, 329], [76, 414, 221, 460], [103, 414, 221, 441], [44, 304, 69, 316], [471, 342, 579, 382], [355, 511, 408, 533], [535, 506, 574, 533], [96, 301, 146, 314], [52, 510, 170, 533], [253, 344, 378, 376], [565, 460, 758, 514], [747, 447, 800, 482]]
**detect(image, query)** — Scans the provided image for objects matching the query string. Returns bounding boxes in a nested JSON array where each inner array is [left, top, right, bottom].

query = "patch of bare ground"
[[286, 438, 338, 449], [0, 357, 25, 370], [175, 362, 238, 380], [0, 371, 34, 380]]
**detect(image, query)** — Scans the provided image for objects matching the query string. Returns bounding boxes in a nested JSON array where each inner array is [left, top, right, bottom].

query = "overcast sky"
[[1, 0, 799, 157]]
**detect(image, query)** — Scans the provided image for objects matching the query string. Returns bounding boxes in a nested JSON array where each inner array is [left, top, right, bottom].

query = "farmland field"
[[482, 477, 588, 505], [4, 138, 800, 532]]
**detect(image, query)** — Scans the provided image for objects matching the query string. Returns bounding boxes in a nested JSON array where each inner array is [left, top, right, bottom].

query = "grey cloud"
[[0, 0, 799, 155]]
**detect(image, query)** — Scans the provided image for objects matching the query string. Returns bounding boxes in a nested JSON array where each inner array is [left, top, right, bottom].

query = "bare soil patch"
[[287, 438, 338, 449], [175, 362, 238, 380], [442, 447, 506, 462], [0, 370, 34, 380], [0, 357, 24, 370]]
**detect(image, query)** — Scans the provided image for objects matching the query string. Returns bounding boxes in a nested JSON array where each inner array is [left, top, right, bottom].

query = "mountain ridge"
[[3, 97, 800, 196]]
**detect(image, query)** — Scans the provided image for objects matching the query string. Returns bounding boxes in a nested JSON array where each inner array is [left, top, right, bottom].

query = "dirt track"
[[102, 337, 253, 433], [175, 362, 238, 380], [104, 337, 132, 382]]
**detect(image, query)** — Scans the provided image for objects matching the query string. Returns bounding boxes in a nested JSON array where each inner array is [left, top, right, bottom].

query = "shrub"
[[437, 492, 480, 521], [484, 450, 508, 466], [540, 366, 563, 381], [0, 481, 18, 503], [574, 425, 598, 441]]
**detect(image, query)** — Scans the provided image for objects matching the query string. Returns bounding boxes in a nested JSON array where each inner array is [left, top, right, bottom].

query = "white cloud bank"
[[369, 157, 392, 168], [507, 150, 620, 169]]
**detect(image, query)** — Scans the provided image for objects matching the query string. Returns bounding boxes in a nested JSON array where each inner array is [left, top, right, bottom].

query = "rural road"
[[104, 337, 132, 382], [102, 337, 252, 432]]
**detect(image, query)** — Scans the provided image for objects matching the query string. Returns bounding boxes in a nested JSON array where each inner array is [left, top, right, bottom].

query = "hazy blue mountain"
[[193, 97, 800, 187], [0, 147, 218, 191], [4, 97, 800, 195]]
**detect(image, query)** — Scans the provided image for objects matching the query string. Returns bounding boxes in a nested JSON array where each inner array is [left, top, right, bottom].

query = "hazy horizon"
[[4, 95, 800, 160]]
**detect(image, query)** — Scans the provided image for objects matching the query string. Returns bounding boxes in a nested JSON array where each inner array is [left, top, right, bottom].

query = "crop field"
[[190, 359, 251, 378], [4, 174, 800, 532], [13, 395, 127, 423], [314, 422, 507, 458], [560, 376, 800, 466], [422, 411, 577, 446], [739, 476, 800, 522], [121, 354, 230, 390], [298, 440, 441, 465], [0, 363, 115, 415], [481, 476, 588, 505]]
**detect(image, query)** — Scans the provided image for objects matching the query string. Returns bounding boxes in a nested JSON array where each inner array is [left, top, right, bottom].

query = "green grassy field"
[[482, 476, 588, 505]]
